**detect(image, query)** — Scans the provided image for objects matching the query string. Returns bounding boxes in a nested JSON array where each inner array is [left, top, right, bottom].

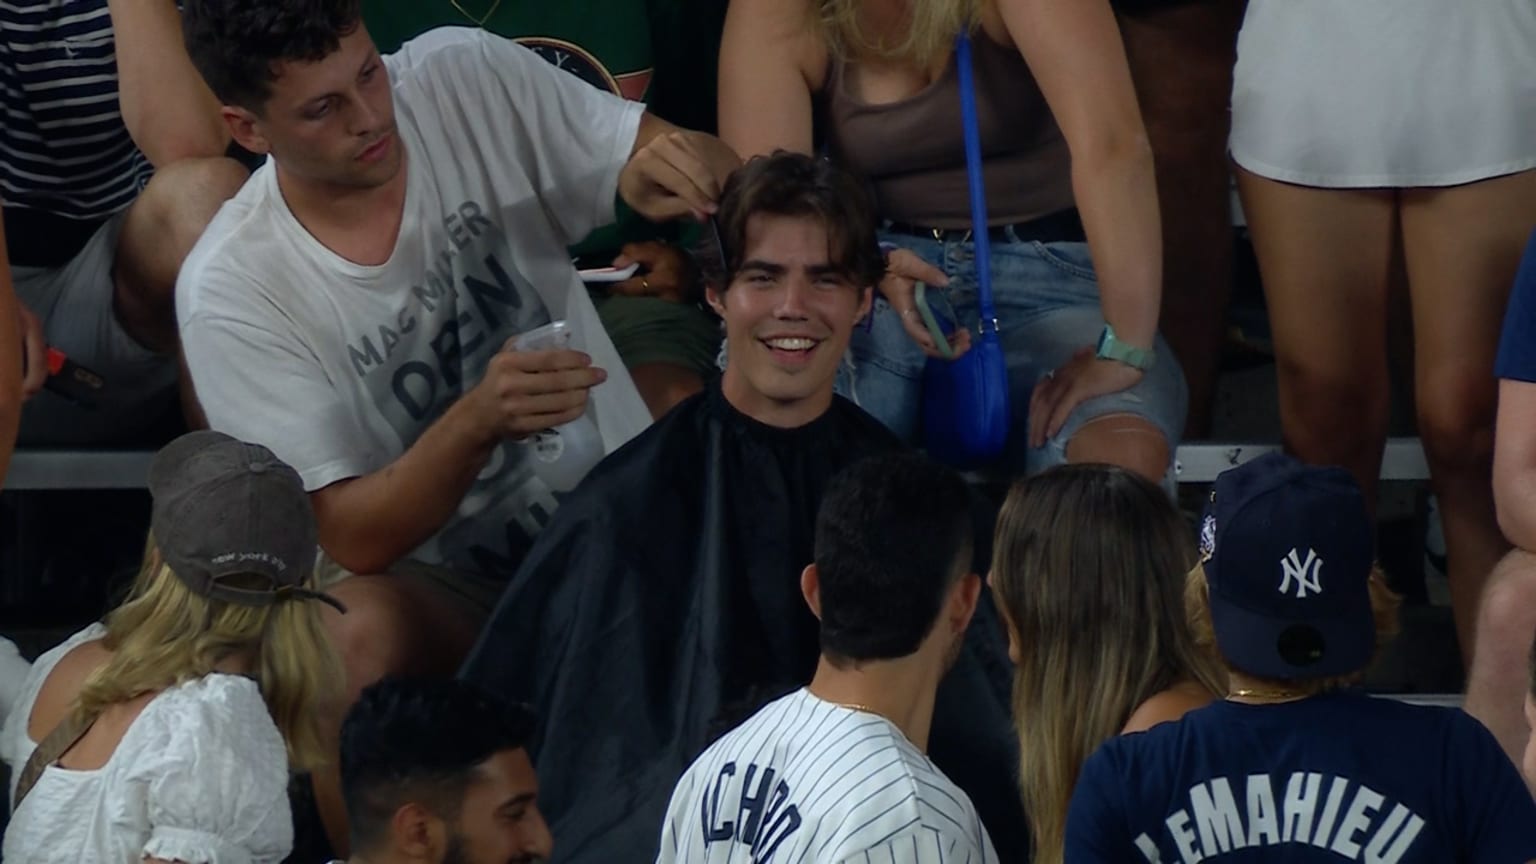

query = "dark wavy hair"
[[340, 677, 537, 855], [703, 151, 884, 292], [183, 0, 363, 111], [814, 452, 973, 664]]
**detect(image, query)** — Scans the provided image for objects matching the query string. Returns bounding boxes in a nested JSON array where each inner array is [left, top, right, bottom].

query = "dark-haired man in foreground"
[[657, 451, 999, 863], [332, 677, 552, 864], [462, 151, 1022, 862]]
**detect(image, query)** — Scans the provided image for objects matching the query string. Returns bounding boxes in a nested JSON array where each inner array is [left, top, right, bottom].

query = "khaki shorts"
[[313, 552, 506, 616], [592, 293, 721, 374]]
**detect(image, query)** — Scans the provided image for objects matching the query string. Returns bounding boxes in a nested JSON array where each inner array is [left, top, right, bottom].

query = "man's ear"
[[705, 282, 727, 318], [391, 801, 445, 860], [950, 571, 981, 635], [223, 105, 271, 156], [856, 285, 873, 323], [801, 563, 822, 620]]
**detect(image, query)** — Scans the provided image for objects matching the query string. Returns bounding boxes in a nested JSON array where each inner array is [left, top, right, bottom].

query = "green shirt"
[[363, 0, 726, 257]]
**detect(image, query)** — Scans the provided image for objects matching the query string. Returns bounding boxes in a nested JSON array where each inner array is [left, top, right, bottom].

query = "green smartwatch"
[[1095, 325, 1155, 372]]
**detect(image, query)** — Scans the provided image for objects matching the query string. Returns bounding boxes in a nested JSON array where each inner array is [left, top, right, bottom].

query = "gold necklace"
[[448, 0, 504, 27], [1229, 687, 1308, 701]]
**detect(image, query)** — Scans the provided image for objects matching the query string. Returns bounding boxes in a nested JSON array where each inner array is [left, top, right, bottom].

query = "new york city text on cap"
[[148, 430, 345, 613]]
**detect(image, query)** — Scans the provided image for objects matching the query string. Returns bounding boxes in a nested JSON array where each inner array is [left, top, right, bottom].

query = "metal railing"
[[2, 438, 1433, 491]]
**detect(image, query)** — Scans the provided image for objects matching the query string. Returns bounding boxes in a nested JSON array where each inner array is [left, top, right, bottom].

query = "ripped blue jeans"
[[836, 230, 1188, 476]]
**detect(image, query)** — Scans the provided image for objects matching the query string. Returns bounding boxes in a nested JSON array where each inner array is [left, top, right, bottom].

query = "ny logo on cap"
[[1198, 514, 1216, 562], [1279, 548, 1323, 598]]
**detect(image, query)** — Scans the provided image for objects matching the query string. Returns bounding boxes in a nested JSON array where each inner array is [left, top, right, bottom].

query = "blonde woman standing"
[[990, 463, 1224, 864], [720, 0, 1185, 483], [1, 430, 344, 864]]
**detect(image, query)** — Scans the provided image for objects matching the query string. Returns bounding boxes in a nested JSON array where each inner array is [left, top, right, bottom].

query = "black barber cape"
[[461, 382, 1026, 862]]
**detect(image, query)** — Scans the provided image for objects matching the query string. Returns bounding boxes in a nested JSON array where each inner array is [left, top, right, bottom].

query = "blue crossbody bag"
[[921, 32, 1011, 468]]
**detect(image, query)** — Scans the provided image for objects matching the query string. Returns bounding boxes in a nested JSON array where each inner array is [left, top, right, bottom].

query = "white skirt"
[[1231, 0, 1536, 188]]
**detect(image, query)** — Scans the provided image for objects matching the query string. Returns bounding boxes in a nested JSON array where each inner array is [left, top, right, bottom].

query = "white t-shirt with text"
[[178, 27, 649, 579]]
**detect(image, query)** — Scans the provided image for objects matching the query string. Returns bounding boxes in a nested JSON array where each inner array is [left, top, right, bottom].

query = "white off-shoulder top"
[[1, 624, 293, 863]]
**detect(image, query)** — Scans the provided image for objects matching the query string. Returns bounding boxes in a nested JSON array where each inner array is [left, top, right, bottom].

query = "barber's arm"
[[107, 0, 228, 166], [185, 305, 607, 576], [618, 113, 741, 224], [310, 350, 606, 575], [1495, 378, 1536, 551], [1000, 0, 1163, 442]]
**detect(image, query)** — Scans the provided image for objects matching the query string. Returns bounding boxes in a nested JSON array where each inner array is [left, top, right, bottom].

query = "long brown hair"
[[75, 538, 343, 771], [990, 464, 1224, 864]]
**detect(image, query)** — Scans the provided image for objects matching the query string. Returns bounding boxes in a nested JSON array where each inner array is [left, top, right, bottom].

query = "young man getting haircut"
[[462, 151, 1022, 862]]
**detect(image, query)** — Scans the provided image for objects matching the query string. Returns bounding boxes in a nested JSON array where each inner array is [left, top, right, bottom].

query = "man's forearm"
[[312, 399, 498, 575], [108, 0, 228, 166], [631, 112, 679, 158]]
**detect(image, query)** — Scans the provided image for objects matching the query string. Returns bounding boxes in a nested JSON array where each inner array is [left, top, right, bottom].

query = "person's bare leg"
[[630, 362, 704, 419], [1117, 0, 1246, 438], [1235, 168, 1396, 512], [1465, 548, 1536, 767], [1400, 169, 1536, 659], [1064, 413, 1170, 483], [111, 157, 248, 353], [311, 572, 488, 858]]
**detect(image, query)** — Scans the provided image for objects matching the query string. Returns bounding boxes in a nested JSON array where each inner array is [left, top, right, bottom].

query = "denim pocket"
[[1028, 241, 1098, 282]]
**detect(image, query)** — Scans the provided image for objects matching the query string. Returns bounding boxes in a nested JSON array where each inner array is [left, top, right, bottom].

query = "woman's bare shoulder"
[[1121, 679, 1216, 735]]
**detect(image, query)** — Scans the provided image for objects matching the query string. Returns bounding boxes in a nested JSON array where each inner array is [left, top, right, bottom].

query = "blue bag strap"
[[955, 32, 997, 333]]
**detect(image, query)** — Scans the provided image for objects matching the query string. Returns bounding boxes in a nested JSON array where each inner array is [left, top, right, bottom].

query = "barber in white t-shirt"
[[176, 2, 739, 854]]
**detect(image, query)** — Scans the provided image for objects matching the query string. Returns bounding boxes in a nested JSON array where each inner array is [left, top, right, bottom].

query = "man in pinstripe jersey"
[[656, 451, 1000, 864]]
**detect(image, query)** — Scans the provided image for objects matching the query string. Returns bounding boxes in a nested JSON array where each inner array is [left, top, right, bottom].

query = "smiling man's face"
[[442, 748, 552, 864], [708, 213, 872, 428]]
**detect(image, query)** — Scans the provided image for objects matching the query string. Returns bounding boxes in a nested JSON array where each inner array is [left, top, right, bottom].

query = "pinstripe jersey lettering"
[[701, 761, 804, 862], [658, 689, 999, 864]]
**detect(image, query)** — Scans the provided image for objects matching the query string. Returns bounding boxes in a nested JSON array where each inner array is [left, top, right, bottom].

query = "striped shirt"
[[657, 689, 1000, 864], [2, 0, 151, 264]]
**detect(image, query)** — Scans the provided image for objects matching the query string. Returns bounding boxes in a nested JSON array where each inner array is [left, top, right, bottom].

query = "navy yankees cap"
[[1198, 452, 1375, 680]]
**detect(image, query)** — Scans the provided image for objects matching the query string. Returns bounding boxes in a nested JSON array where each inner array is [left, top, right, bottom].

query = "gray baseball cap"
[[148, 430, 344, 613]]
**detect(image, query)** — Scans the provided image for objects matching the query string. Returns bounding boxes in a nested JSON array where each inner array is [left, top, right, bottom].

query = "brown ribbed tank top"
[[822, 34, 1074, 228]]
